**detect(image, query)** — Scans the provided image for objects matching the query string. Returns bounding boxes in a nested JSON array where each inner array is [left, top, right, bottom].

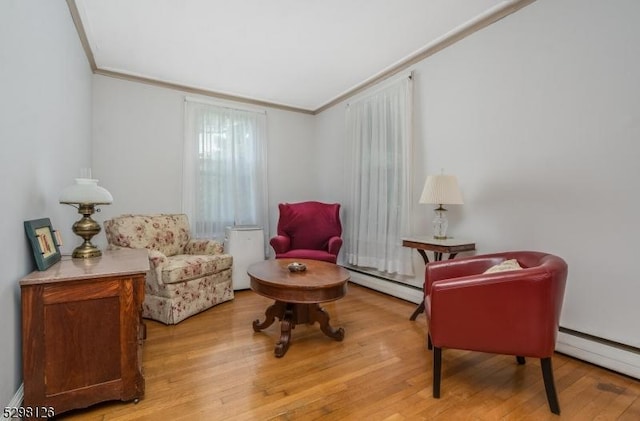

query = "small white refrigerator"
[[224, 225, 265, 290]]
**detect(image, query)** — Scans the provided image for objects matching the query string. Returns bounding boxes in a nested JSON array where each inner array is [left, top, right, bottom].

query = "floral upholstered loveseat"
[[104, 214, 233, 324]]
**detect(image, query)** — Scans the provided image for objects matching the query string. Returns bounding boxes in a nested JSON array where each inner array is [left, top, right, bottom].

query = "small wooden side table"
[[402, 236, 475, 320]]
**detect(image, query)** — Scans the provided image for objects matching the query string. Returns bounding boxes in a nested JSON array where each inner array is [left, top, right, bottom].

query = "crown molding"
[[94, 68, 315, 115], [67, 0, 535, 116], [313, 0, 536, 114], [66, 0, 96, 72]]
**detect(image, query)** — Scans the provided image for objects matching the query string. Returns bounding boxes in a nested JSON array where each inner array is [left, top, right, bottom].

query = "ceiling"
[[73, 0, 517, 113]]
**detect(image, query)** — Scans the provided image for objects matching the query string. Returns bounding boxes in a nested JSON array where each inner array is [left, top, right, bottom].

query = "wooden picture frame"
[[24, 218, 62, 271]]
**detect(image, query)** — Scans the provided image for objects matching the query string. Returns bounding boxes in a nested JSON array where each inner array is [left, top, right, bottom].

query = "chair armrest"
[[428, 270, 558, 357], [270, 235, 291, 254], [185, 239, 224, 255], [108, 245, 168, 269], [425, 256, 504, 294], [148, 249, 168, 269], [327, 236, 343, 256], [146, 249, 168, 286]]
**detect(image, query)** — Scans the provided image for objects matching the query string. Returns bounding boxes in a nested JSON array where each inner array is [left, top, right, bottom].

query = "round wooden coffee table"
[[248, 258, 349, 357]]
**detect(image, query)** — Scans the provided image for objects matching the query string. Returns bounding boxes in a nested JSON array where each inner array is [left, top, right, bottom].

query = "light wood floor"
[[62, 283, 640, 420]]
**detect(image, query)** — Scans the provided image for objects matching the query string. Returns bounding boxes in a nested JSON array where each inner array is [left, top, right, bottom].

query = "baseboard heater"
[[344, 266, 423, 305], [345, 266, 640, 380], [556, 327, 640, 380]]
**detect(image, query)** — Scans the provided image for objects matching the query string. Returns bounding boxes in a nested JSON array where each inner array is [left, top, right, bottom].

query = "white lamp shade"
[[59, 178, 113, 204], [419, 175, 463, 205]]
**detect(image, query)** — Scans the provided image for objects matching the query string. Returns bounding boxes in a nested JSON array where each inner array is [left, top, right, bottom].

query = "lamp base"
[[432, 205, 449, 240], [72, 243, 103, 259], [70, 204, 103, 259]]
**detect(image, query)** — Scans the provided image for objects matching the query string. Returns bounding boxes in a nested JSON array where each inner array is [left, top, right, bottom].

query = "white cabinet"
[[224, 226, 265, 290]]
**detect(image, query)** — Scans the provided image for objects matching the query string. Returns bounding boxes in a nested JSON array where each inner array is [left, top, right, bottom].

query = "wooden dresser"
[[20, 248, 149, 418]]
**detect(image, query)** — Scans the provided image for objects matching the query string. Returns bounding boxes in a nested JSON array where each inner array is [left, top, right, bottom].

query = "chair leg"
[[516, 356, 526, 365], [541, 357, 560, 415], [433, 346, 442, 398], [427, 334, 433, 350]]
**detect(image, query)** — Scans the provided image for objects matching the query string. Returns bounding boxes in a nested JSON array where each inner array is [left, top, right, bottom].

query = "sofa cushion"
[[161, 254, 233, 284], [105, 214, 191, 256]]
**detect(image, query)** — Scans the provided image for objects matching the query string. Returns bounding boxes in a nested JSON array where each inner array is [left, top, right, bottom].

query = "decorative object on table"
[[287, 262, 307, 272], [419, 173, 463, 239], [59, 169, 113, 258], [24, 218, 62, 271]]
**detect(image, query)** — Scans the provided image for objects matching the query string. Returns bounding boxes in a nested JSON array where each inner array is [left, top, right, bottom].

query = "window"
[[344, 74, 414, 276], [183, 99, 268, 240]]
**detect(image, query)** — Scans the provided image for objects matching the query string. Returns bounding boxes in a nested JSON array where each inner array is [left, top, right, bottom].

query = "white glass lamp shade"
[[419, 175, 464, 205], [59, 178, 113, 205]]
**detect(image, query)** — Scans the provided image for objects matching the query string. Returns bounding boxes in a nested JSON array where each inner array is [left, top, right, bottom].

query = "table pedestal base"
[[253, 301, 344, 357]]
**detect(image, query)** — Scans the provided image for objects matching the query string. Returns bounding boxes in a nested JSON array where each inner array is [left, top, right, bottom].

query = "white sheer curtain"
[[344, 74, 414, 276], [183, 99, 268, 240]]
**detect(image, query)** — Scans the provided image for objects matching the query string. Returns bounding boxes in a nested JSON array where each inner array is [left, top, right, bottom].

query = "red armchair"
[[424, 251, 568, 414], [270, 201, 342, 263]]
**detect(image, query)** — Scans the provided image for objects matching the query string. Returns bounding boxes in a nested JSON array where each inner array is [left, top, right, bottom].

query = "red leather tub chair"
[[424, 251, 568, 414]]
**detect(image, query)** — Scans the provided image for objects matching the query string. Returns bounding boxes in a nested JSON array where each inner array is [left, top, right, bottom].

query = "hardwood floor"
[[62, 283, 640, 420]]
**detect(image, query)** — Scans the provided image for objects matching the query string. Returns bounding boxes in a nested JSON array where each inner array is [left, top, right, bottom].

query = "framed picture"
[[24, 218, 62, 271]]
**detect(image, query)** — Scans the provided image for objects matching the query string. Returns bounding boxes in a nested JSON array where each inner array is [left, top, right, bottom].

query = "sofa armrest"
[[148, 249, 168, 269], [270, 235, 291, 254], [143, 249, 167, 287], [184, 239, 224, 255], [327, 236, 343, 256]]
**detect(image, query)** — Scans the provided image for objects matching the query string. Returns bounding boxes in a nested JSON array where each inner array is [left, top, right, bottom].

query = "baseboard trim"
[[347, 269, 423, 305], [556, 331, 640, 380], [2, 384, 24, 421]]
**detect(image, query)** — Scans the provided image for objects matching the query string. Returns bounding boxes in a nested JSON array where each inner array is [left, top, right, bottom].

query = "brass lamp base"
[[70, 204, 103, 259], [72, 243, 103, 259]]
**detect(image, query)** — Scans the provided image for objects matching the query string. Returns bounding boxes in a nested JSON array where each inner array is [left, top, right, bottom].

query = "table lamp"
[[59, 173, 113, 258], [419, 174, 463, 239]]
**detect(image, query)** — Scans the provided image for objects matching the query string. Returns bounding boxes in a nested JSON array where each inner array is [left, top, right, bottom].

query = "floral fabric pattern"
[[185, 239, 224, 255], [159, 254, 232, 284], [142, 270, 233, 324], [105, 214, 192, 256], [104, 213, 234, 325]]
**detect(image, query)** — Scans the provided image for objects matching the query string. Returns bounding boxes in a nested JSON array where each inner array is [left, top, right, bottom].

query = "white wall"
[[313, 105, 347, 203], [419, 0, 640, 350], [316, 0, 640, 366], [0, 0, 93, 404], [91, 75, 317, 248]]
